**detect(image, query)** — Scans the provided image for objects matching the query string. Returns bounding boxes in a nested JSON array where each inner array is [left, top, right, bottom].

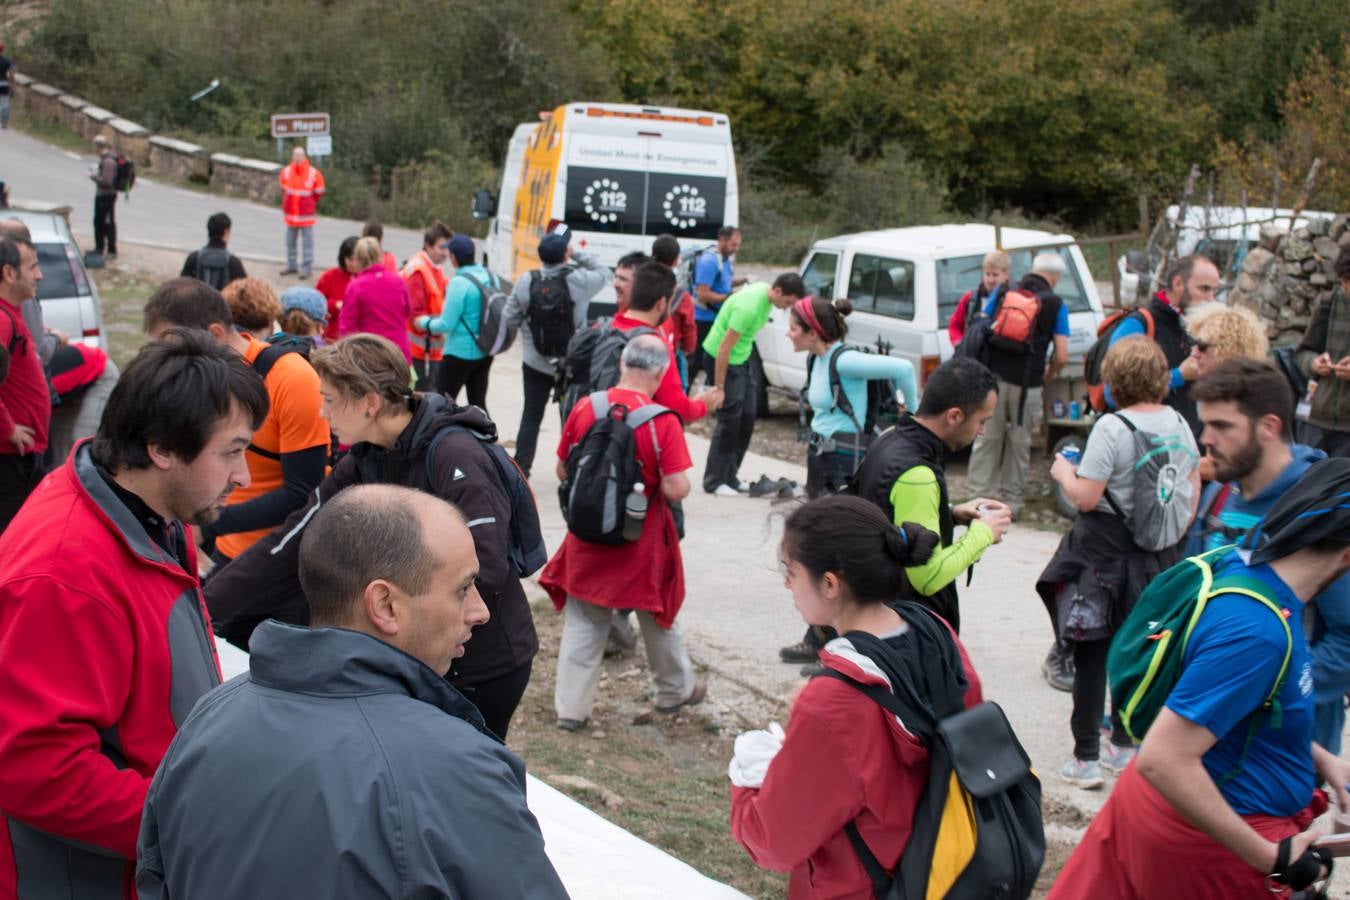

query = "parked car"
[[7, 207, 108, 350], [755, 224, 1104, 400]]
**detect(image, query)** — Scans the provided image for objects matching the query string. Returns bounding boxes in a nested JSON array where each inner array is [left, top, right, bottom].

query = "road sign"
[[306, 135, 332, 158], [271, 112, 330, 138]]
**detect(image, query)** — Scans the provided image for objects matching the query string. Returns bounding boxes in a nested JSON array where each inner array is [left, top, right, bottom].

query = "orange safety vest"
[[403, 249, 449, 362], [279, 161, 325, 227]]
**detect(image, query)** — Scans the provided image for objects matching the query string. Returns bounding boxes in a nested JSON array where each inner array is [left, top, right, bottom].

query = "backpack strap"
[[250, 341, 300, 381], [455, 271, 496, 342], [588, 391, 611, 420], [0, 302, 21, 356], [1100, 412, 1140, 520], [826, 345, 862, 431]]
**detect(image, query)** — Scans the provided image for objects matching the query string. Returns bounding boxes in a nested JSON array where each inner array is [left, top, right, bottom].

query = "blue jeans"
[[285, 225, 314, 274]]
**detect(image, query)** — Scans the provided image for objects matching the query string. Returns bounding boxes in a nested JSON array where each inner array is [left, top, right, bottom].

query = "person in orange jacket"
[[279, 146, 325, 279], [402, 221, 453, 390]]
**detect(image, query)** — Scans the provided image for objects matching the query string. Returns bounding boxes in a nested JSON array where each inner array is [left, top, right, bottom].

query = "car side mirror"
[[471, 189, 497, 220]]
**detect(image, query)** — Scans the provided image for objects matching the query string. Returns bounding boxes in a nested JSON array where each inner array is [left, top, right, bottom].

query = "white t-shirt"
[[1076, 407, 1198, 516]]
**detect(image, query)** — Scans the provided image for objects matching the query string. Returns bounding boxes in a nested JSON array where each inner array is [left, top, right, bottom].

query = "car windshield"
[[936, 246, 1090, 327], [35, 242, 88, 301]]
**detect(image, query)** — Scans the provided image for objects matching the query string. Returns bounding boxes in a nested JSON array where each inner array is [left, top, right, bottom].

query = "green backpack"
[[1108, 546, 1294, 753]]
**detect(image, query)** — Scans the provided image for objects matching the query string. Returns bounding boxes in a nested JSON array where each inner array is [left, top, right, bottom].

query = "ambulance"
[[476, 102, 739, 291]]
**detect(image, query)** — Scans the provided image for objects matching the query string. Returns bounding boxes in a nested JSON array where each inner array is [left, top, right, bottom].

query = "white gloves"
[[728, 722, 785, 789]]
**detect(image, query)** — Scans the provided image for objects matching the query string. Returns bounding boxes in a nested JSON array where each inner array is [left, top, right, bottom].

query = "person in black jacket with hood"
[[204, 333, 539, 738]]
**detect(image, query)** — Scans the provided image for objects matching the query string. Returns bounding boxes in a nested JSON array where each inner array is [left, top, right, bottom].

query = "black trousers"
[[514, 364, 557, 478], [691, 319, 714, 386], [437, 354, 493, 411], [454, 660, 532, 740], [93, 193, 117, 255], [0, 453, 45, 538], [806, 447, 858, 499], [1071, 637, 1131, 760], [1318, 427, 1350, 459], [703, 361, 757, 492]]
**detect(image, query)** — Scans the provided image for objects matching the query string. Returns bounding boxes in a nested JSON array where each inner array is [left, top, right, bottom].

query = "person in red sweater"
[[339, 237, 413, 363], [315, 236, 359, 342], [611, 261, 722, 422], [0, 328, 268, 900], [651, 234, 698, 360], [729, 495, 981, 899], [0, 236, 50, 534]]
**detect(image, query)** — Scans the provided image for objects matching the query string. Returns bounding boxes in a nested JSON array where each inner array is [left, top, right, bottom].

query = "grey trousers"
[[555, 596, 695, 721], [285, 225, 315, 274], [967, 379, 1042, 513]]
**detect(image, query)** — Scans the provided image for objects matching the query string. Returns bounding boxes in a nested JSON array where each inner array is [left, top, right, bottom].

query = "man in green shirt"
[[852, 357, 1012, 631], [702, 273, 807, 495]]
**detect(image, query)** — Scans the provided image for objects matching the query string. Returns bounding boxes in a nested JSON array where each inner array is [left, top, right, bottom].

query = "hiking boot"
[[1059, 757, 1104, 790], [799, 662, 826, 677], [778, 640, 818, 664], [1099, 742, 1136, 773], [1042, 642, 1074, 692], [655, 678, 707, 715], [556, 718, 587, 732]]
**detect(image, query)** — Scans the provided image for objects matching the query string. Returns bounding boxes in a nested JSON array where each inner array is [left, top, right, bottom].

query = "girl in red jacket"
[[729, 495, 983, 899]]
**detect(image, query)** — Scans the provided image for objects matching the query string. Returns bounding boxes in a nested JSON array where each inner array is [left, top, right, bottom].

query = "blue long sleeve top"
[[805, 343, 919, 439], [424, 264, 494, 360]]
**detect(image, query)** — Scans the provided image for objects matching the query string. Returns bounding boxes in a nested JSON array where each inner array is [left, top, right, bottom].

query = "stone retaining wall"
[[1227, 214, 1350, 346], [210, 153, 282, 205], [78, 105, 116, 142], [56, 93, 88, 134], [149, 136, 209, 182]]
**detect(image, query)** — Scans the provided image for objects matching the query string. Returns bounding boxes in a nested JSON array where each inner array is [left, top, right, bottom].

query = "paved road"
[[11, 125, 1350, 892], [1, 127, 428, 266]]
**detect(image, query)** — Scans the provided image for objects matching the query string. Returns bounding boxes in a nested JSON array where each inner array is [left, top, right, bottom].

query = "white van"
[[755, 224, 1104, 396], [476, 102, 739, 302]]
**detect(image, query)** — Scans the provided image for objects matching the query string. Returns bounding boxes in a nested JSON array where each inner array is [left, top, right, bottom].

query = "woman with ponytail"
[[730, 495, 983, 898], [789, 296, 919, 498]]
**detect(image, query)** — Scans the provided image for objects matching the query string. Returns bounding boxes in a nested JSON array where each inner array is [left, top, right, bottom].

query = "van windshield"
[[563, 167, 727, 239], [936, 246, 1090, 327]]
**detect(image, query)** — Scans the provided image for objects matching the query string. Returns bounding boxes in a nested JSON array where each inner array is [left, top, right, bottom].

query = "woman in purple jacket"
[[338, 237, 413, 362]]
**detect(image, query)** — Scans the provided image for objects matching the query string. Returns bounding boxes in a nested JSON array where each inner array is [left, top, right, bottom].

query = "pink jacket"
[[339, 265, 413, 362]]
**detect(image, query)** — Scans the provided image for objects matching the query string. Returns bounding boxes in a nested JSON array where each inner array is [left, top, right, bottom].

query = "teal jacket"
[[425, 264, 495, 360]]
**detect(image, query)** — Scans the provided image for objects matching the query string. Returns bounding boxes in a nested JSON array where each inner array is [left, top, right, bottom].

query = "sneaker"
[[1100, 742, 1136, 773], [655, 678, 707, 715], [1042, 643, 1074, 693], [713, 484, 739, 497], [779, 640, 818, 664], [1059, 757, 1104, 790], [736, 479, 751, 493], [556, 718, 587, 732]]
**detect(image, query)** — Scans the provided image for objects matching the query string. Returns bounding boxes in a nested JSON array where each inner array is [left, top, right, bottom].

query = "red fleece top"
[[0, 297, 50, 454], [612, 313, 707, 422]]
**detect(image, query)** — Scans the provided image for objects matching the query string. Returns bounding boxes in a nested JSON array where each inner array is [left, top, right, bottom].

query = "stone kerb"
[[79, 105, 117, 143], [149, 135, 209, 182], [57, 93, 89, 134], [210, 153, 282, 205], [107, 118, 151, 165], [25, 83, 63, 122]]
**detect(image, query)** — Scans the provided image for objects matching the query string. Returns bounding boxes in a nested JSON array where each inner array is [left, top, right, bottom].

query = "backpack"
[[1084, 308, 1155, 412], [424, 424, 548, 577], [1101, 410, 1199, 552], [799, 345, 903, 462], [525, 269, 576, 358], [457, 271, 516, 356], [559, 392, 675, 545], [677, 246, 715, 300], [113, 153, 136, 193], [560, 321, 661, 418], [817, 609, 1044, 900], [195, 245, 232, 291], [0, 303, 24, 384], [986, 289, 1041, 355], [1109, 546, 1293, 759], [250, 334, 315, 380]]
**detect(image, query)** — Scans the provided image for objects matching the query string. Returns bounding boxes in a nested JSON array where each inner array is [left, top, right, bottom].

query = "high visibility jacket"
[[403, 249, 449, 362], [279, 161, 325, 227]]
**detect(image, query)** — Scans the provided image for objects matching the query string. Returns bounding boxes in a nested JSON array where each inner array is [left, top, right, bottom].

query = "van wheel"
[[750, 348, 769, 419], [1051, 435, 1083, 520]]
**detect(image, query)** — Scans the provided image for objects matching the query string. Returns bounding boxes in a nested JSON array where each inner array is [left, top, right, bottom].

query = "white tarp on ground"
[[215, 640, 749, 900]]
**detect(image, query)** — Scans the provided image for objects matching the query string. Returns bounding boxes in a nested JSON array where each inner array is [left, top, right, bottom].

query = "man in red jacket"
[[0, 329, 268, 900], [0, 236, 49, 535]]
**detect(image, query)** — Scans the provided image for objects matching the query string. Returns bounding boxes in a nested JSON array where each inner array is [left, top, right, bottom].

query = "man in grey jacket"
[[137, 484, 567, 900], [90, 135, 118, 257], [505, 229, 612, 477]]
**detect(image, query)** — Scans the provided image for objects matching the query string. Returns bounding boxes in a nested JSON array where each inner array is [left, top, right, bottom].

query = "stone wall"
[[210, 154, 282, 205], [1227, 215, 1350, 346], [149, 136, 209, 183]]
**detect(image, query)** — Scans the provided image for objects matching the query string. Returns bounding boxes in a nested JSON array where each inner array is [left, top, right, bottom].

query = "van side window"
[[848, 254, 914, 320], [801, 252, 838, 299]]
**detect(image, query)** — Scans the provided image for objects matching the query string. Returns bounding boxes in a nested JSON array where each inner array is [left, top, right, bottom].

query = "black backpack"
[[195, 245, 232, 291], [425, 424, 548, 577], [113, 153, 136, 193], [526, 269, 576, 358], [560, 392, 675, 545], [560, 320, 661, 418], [817, 610, 1044, 900], [800, 345, 903, 461], [251, 334, 315, 380]]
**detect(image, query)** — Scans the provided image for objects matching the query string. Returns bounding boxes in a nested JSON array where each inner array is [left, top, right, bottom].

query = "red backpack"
[[1084, 308, 1155, 412], [988, 290, 1042, 354]]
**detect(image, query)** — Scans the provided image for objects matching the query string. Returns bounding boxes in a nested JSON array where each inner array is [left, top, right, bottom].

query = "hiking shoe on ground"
[[1100, 742, 1137, 773], [1042, 643, 1074, 692], [713, 484, 739, 497], [736, 479, 751, 492], [1060, 757, 1104, 790], [778, 640, 818, 664], [556, 718, 587, 732], [655, 678, 707, 715], [799, 662, 826, 677]]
